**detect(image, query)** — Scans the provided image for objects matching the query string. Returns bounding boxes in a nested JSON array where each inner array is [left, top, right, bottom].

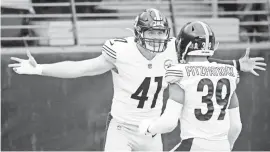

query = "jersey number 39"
[[195, 78, 231, 121], [131, 77, 163, 109]]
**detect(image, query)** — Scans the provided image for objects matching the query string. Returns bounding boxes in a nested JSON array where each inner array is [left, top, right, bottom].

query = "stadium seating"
[[1, 0, 269, 46], [31, 17, 239, 46]]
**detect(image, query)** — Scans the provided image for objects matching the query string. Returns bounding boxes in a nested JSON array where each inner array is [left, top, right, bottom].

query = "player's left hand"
[[138, 119, 155, 136], [239, 48, 267, 76]]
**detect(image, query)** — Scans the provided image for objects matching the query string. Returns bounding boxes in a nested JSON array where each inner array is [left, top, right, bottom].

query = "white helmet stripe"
[[152, 8, 161, 20], [196, 21, 209, 50]]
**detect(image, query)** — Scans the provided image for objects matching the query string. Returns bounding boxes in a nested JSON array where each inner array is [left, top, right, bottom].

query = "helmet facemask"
[[136, 27, 170, 53]]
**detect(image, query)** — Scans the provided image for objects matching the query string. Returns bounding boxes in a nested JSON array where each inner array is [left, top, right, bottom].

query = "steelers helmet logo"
[[164, 59, 173, 70]]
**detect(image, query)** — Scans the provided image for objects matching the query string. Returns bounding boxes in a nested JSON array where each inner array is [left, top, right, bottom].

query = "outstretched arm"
[[139, 84, 183, 135], [208, 48, 266, 76], [208, 58, 235, 67], [8, 49, 114, 78], [40, 55, 114, 78]]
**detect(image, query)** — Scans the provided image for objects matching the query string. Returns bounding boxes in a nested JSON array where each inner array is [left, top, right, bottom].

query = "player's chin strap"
[[180, 41, 192, 64], [126, 28, 135, 36]]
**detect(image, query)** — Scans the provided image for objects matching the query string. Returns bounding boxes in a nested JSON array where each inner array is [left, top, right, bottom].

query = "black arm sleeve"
[[208, 57, 233, 65]]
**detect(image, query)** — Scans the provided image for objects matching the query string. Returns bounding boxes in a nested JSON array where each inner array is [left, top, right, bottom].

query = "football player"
[[9, 9, 265, 151], [139, 21, 243, 151]]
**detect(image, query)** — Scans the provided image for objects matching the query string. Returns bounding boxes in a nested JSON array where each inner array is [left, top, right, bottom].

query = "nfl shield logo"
[[148, 64, 152, 69]]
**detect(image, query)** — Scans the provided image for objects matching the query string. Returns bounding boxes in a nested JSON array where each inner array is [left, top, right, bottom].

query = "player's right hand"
[[8, 49, 42, 75]]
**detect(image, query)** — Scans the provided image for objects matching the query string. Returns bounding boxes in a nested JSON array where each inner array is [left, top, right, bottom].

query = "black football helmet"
[[176, 21, 216, 63], [134, 8, 171, 53]]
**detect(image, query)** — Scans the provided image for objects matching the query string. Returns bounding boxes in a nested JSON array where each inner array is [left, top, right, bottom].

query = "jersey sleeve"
[[165, 64, 184, 84], [102, 39, 117, 64]]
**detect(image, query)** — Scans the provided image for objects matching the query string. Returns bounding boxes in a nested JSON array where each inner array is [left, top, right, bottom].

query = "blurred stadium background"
[[1, 0, 270, 151]]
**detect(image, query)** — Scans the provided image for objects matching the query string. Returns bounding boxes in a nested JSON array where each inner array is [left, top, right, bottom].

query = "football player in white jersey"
[[9, 8, 266, 151], [139, 21, 243, 151]]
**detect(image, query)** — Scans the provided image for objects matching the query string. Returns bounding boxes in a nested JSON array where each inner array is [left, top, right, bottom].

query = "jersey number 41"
[[131, 77, 163, 109]]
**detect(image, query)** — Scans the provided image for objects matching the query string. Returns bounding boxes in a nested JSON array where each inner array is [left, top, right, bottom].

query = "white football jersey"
[[102, 37, 178, 125], [166, 61, 239, 140]]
